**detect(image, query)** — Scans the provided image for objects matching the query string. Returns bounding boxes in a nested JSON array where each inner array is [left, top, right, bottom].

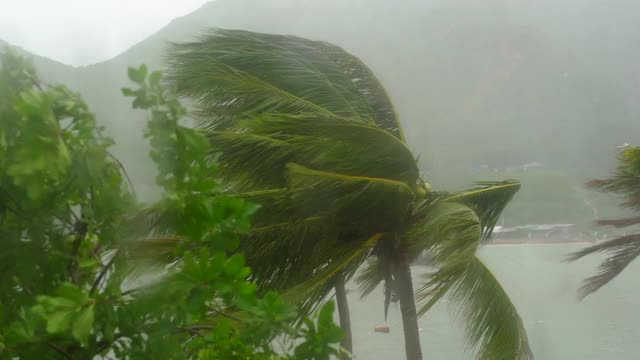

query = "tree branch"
[[90, 250, 119, 295], [106, 151, 137, 199], [46, 342, 72, 360], [68, 220, 88, 283]]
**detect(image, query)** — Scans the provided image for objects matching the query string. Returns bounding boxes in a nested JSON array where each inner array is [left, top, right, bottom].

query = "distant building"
[[470, 161, 545, 173], [491, 223, 577, 242]]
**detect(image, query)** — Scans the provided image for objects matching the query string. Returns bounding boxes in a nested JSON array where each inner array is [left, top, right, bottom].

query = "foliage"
[[165, 29, 532, 360], [0, 50, 341, 359], [569, 146, 640, 299]]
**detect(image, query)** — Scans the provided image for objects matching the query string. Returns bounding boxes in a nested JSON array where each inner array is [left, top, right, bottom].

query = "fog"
[[3, 0, 638, 224], [2, 1, 639, 358], [3, 0, 634, 226], [0, 0, 209, 65]]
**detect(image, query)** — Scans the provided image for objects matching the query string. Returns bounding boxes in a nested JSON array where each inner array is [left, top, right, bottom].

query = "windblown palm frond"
[[355, 201, 482, 321], [445, 180, 521, 239], [285, 163, 414, 232], [418, 257, 532, 360], [409, 202, 481, 315], [587, 146, 640, 210], [166, 29, 402, 134], [355, 257, 385, 300], [405, 202, 481, 259], [282, 233, 383, 315], [128, 204, 179, 238], [570, 145, 640, 299], [408, 201, 531, 360], [567, 234, 640, 299], [239, 113, 417, 182], [354, 241, 398, 320], [122, 236, 183, 263], [244, 216, 332, 292], [205, 113, 418, 190], [305, 39, 403, 139]]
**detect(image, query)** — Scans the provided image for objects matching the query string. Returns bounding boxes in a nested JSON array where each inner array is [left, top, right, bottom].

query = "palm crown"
[[149, 29, 533, 360], [569, 146, 640, 299]]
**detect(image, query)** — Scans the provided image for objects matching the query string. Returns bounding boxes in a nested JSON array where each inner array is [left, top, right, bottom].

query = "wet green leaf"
[[71, 305, 94, 344]]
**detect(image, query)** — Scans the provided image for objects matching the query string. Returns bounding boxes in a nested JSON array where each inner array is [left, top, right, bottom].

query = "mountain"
[[4, 0, 637, 224]]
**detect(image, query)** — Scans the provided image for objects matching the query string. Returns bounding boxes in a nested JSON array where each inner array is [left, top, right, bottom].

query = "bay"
[[344, 244, 640, 360]]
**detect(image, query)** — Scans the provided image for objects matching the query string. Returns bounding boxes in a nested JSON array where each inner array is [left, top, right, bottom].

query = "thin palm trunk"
[[395, 253, 423, 360], [335, 275, 353, 360]]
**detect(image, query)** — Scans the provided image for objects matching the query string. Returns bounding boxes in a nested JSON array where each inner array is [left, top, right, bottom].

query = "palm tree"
[[163, 29, 531, 360], [568, 145, 640, 299]]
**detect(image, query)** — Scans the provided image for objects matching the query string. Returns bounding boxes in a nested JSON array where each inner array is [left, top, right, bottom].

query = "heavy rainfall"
[[1, 1, 639, 359]]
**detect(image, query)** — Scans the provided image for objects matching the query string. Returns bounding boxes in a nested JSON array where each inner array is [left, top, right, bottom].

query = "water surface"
[[344, 244, 640, 359]]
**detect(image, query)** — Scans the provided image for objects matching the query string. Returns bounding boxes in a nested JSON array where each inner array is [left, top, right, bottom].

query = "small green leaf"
[[121, 87, 136, 97], [56, 283, 89, 304], [78, 258, 98, 269], [127, 65, 147, 84], [224, 254, 245, 277], [317, 301, 335, 330], [71, 305, 94, 344], [45, 309, 73, 334], [149, 71, 162, 88]]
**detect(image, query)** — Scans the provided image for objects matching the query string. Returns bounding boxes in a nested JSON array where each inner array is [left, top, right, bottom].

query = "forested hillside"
[[3, 0, 636, 225]]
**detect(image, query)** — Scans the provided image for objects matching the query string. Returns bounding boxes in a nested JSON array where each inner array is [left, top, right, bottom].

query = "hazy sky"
[[0, 0, 212, 66]]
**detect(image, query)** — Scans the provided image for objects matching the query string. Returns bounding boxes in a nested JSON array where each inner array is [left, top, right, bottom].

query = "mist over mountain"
[[4, 0, 638, 223]]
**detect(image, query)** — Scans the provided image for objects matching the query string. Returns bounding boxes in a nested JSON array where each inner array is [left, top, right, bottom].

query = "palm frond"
[[205, 113, 418, 189], [285, 163, 414, 232], [238, 113, 417, 183], [304, 39, 403, 140], [587, 146, 640, 210], [567, 234, 640, 299], [244, 216, 334, 293], [127, 205, 178, 238], [121, 236, 183, 263], [404, 202, 481, 260], [205, 131, 298, 189], [445, 181, 521, 239], [354, 253, 397, 320], [355, 257, 385, 299], [410, 200, 531, 358], [167, 29, 385, 130], [417, 257, 532, 360], [282, 233, 383, 315]]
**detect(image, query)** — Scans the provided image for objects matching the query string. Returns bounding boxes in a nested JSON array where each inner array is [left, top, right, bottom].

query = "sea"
[[342, 243, 640, 360]]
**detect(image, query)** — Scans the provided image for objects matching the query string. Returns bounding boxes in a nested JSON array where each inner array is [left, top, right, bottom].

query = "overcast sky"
[[0, 0, 212, 66]]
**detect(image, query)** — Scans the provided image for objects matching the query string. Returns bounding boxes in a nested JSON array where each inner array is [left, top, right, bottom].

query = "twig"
[[106, 151, 137, 199], [69, 209, 81, 225], [46, 342, 72, 360], [24, 70, 44, 91], [177, 324, 214, 335], [63, 118, 78, 131], [207, 306, 242, 322], [68, 221, 88, 283], [186, 325, 214, 331], [95, 334, 123, 355], [90, 249, 119, 295], [121, 287, 142, 297]]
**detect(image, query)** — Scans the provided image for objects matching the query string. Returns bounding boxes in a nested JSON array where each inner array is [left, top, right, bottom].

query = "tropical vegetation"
[[0, 49, 342, 359]]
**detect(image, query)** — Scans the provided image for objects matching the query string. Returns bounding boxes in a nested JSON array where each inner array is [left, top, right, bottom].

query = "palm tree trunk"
[[395, 254, 423, 360], [335, 275, 353, 360]]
